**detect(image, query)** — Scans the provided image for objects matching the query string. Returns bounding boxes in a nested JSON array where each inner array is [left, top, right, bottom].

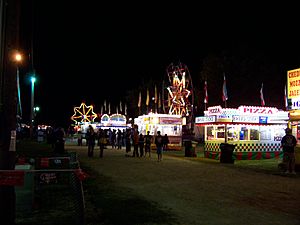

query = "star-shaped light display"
[[166, 68, 192, 116], [71, 102, 97, 124]]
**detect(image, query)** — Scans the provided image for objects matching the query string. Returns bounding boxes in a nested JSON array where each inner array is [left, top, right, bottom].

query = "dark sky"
[[19, 2, 300, 127]]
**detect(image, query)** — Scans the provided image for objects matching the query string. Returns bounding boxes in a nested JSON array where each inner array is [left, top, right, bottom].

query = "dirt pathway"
[[67, 145, 300, 225]]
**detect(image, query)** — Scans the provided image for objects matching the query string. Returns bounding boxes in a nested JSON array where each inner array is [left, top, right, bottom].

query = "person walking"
[[125, 129, 131, 157], [281, 127, 297, 175], [138, 133, 145, 157], [77, 131, 83, 146], [144, 131, 152, 158], [155, 131, 163, 162], [117, 129, 123, 149], [132, 130, 139, 157], [54, 126, 65, 154], [98, 129, 106, 158], [111, 129, 117, 149], [162, 134, 169, 151], [87, 125, 96, 157]]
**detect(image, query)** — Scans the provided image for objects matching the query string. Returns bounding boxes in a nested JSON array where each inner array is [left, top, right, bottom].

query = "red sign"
[[0, 170, 25, 186], [159, 117, 182, 124], [208, 106, 222, 115], [238, 106, 278, 114]]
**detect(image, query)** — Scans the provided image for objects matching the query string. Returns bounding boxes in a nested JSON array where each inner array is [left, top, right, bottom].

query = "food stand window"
[[227, 126, 239, 141], [217, 131, 225, 139], [250, 128, 259, 140], [216, 126, 225, 139], [160, 125, 181, 136], [206, 126, 214, 140], [260, 126, 271, 140], [239, 127, 248, 140]]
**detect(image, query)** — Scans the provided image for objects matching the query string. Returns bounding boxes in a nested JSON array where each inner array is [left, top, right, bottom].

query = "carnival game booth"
[[195, 105, 289, 160], [134, 113, 183, 150]]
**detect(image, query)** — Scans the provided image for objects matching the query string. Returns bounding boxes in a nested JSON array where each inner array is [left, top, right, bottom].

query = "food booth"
[[286, 68, 300, 168], [134, 113, 183, 150], [195, 105, 289, 160]]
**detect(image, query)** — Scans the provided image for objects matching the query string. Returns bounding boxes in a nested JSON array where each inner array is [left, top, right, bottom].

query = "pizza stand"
[[195, 105, 289, 161]]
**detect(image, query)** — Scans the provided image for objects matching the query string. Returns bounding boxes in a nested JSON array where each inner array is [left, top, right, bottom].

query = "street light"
[[14, 53, 22, 121], [34, 106, 40, 113], [33, 106, 39, 120], [29, 75, 36, 138], [12, 52, 23, 148]]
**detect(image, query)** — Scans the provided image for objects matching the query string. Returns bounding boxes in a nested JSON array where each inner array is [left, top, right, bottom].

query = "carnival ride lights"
[[166, 63, 192, 116], [71, 102, 97, 124]]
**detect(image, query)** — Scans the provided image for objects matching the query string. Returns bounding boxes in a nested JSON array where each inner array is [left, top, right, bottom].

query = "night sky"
[[18, 2, 300, 128]]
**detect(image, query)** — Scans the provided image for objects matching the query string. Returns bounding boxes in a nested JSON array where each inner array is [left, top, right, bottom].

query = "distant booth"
[[96, 113, 130, 131], [80, 114, 130, 133], [134, 113, 183, 150], [195, 105, 289, 160]]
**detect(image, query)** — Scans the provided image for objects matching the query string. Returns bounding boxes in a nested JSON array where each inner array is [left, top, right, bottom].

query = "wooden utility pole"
[[0, 0, 21, 224]]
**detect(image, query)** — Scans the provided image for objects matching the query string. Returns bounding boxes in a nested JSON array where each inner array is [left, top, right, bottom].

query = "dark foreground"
[[16, 141, 300, 225]]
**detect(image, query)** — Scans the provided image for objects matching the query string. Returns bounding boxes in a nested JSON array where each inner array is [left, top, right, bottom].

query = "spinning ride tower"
[[165, 62, 194, 128]]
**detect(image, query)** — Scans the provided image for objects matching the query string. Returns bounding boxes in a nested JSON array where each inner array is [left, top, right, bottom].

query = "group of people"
[[127, 129, 169, 161], [84, 125, 107, 158], [82, 125, 169, 161], [45, 126, 66, 154]]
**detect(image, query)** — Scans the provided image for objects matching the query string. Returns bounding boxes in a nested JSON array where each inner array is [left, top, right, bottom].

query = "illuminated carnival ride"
[[165, 63, 193, 117], [71, 102, 98, 124]]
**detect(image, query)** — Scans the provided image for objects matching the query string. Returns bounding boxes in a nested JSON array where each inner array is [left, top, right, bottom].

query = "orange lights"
[[71, 102, 97, 124]]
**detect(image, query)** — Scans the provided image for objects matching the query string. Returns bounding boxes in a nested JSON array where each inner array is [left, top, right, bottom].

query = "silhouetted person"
[[144, 131, 152, 157], [54, 127, 65, 154], [155, 131, 163, 162], [77, 131, 83, 146], [138, 133, 144, 157], [162, 134, 169, 151], [98, 129, 106, 158], [125, 129, 131, 157], [132, 130, 139, 157], [281, 128, 297, 175], [87, 125, 96, 157]]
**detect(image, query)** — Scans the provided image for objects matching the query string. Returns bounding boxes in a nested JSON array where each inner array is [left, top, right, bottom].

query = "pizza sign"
[[238, 106, 278, 115]]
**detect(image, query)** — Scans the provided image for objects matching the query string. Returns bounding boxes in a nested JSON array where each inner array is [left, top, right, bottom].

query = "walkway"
[[66, 144, 300, 225]]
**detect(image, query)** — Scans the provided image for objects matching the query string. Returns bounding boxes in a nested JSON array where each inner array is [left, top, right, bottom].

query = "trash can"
[[184, 140, 197, 157], [220, 143, 236, 163], [191, 141, 198, 157], [184, 140, 192, 157]]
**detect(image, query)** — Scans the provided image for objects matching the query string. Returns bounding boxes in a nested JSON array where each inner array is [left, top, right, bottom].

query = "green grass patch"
[[16, 139, 54, 158], [234, 158, 282, 174]]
